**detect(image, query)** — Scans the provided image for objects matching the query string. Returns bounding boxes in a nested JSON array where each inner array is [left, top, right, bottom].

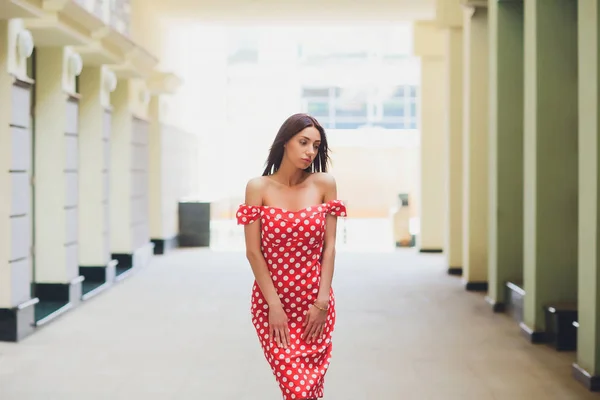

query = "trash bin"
[[178, 200, 211, 247]]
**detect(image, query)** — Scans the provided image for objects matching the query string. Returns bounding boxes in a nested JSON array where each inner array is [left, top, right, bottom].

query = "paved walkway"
[[0, 248, 597, 399]]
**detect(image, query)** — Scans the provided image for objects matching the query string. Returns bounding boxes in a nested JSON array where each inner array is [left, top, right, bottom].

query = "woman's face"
[[284, 126, 321, 170]]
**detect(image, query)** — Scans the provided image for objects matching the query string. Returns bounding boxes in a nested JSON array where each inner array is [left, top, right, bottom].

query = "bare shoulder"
[[312, 172, 337, 203], [312, 172, 337, 190], [245, 176, 270, 206], [246, 176, 269, 191]]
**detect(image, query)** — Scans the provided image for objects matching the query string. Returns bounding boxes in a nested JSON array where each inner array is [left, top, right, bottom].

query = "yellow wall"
[[330, 147, 418, 219]]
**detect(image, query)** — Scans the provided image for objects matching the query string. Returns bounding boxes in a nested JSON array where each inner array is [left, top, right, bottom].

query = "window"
[[301, 84, 418, 130], [383, 101, 405, 117], [306, 101, 329, 117]]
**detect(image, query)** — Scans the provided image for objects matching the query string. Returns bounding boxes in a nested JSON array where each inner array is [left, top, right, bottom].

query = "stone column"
[[413, 21, 446, 254], [575, 0, 600, 390], [462, 4, 490, 291], [148, 94, 182, 255], [487, 0, 524, 310], [0, 20, 37, 341], [522, 0, 578, 341], [33, 46, 84, 323], [78, 66, 118, 298], [110, 78, 153, 278], [148, 95, 164, 252], [435, 0, 464, 275]]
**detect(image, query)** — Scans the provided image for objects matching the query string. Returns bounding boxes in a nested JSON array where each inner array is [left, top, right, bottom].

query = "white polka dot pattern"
[[237, 200, 347, 400]]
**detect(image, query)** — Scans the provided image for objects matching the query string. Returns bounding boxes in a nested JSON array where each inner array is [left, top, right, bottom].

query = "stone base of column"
[[464, 281, 488, 292], [572, 363, 600, 392], [79, 260, 118, 301], [112, 241, 155, 281], [0, 298, 38, 342], [484, 296, 505, 313], [519, 322, 545, 344], [151, 236, 179, 255], [33, 276, 84, 327], [448, 267, 463, 275]]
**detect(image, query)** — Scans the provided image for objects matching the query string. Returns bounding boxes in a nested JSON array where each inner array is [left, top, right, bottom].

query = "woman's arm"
[[316, 174, 339, 308], [243, 178, 282, 309]]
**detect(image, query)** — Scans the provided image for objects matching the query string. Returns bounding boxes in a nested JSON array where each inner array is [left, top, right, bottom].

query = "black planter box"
[[545, 303, 578, 351], [178, 201, 211, 247]]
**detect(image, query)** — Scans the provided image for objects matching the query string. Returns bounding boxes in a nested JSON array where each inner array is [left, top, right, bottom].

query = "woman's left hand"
[[302, 301, 328, 344]]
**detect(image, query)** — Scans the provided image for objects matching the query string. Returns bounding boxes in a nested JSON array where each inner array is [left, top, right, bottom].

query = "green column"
[[575, 0, 600, 390], [487, 1, 524, 309], [522, 0, 578, 338]]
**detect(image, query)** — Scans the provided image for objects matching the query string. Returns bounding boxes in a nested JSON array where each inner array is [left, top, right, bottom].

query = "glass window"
[[300, 85, 420, 130], [335, 103, 367, 118], [307, 101, 330, 117], [335, 121, 365, 129], [410, 101, 417, 118], [392, 86, 405, 98], [383, 101, 405, 117]]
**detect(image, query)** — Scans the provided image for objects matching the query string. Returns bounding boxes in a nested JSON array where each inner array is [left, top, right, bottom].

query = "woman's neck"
[[272, 160, 307, 187]]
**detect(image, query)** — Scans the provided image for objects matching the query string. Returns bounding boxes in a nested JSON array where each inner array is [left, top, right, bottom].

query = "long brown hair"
[[262, 113, 330, 176]]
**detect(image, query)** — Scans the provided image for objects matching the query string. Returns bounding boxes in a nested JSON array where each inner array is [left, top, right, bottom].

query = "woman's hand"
[[302, 301, 328, 344], [269, 303, 291, 349]]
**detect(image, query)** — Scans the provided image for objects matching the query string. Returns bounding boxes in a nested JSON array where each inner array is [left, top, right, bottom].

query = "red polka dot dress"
[[237, 200, 347, 400]]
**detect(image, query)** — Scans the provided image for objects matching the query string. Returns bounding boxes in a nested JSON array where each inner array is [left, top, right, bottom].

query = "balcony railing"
[[110, 0, 130, 37], [72, 0, 131, 36]]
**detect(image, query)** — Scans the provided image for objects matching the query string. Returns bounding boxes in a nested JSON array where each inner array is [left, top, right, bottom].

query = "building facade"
[[0, 0, 198, 339]]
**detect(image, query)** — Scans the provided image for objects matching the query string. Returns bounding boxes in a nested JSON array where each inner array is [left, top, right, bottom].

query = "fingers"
[[305, 322, 323, 344], [272, 326, 291, 348], [306, 323, 326, 344], [273, 329, 282, 348], [301, 320, 313, 341], [283, 327, 291, 348], [313, 324, 325, 341], [301, 313, 311, 338]]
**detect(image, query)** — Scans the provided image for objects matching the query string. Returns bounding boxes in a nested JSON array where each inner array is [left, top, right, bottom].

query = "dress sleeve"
[[236, 204, 260, 225], [325, 200, 347, 217]]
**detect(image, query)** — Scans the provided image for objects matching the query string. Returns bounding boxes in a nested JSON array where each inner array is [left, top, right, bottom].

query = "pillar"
[[146, 69, 197, 255], [413, 21, 446, 253], [487, 0, 525, 310], [148, 95, 164, 252], [34, 46, 84, 319], [78, 66, 118, 297], [0, 20, 37, 341], [148, 95, 179, 255], [110, 78, 153, 276], [575, 0, 600, 390], [522, 0, 578, 340], [435, 0, 464, 274], [462, 4, 489, 290]]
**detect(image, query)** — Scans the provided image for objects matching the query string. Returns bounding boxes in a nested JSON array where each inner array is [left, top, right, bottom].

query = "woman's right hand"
[[269, 303, 290, 349]]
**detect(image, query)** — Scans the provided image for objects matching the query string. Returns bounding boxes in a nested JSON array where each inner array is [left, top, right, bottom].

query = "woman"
[[236, 113, 347, 400]]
